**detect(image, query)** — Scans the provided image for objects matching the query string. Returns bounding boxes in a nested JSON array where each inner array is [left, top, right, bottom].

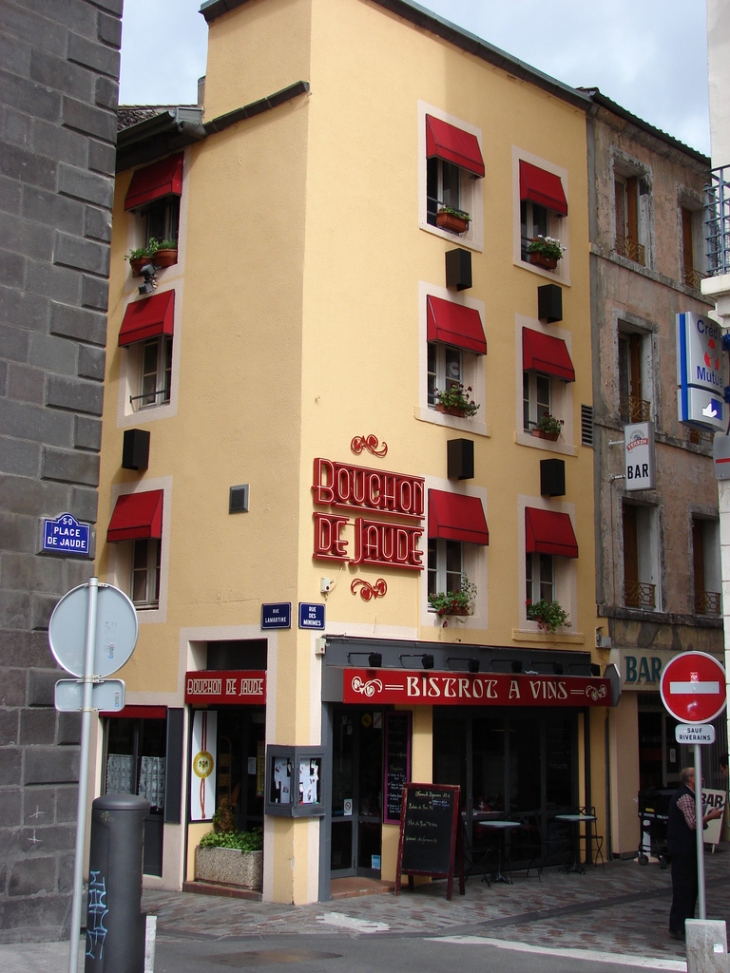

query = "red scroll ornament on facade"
[[312, 457, 425, 570]]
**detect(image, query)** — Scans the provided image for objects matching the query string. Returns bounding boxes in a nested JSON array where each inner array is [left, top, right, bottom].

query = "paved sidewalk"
[[2, 852, 728, 971]]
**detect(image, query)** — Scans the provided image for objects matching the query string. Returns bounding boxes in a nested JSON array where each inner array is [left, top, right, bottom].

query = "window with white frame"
[[523, 371, 552, 432], [521, 326, 574, 437], [125, 153, 183, 249], [131, 538, 161, 609], [428, 343, 463, 405], [419, 103, 485, 250], [421, 288, 487, 427], [137, 335, 172, 410], [517, 156, 568, 266], [428, 539, 463, 600], [118, 289, 176, 418], [526, 552, 555, 606], [107, 488, 167, 616]]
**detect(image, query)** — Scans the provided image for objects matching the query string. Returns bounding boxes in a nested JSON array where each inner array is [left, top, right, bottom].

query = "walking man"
[[667, 767, 723, 941]]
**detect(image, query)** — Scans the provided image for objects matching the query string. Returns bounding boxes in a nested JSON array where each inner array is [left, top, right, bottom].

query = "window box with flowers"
[[434, 383, 479, 418], [527, 235, 565, 271], [429, 576, 477, 620], [436, 206, 471, 235], [527, 599, 570, 633], [126, 238, 178, 276], [531, 412, 563, 441]]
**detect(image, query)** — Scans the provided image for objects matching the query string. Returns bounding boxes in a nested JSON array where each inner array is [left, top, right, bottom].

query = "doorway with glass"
[[330, 706, 383, 877]]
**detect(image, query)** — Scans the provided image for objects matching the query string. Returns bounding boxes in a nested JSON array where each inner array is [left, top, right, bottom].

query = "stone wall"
[[0, 0, 121, 942]]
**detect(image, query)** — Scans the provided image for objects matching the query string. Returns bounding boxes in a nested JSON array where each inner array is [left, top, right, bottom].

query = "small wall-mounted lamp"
[[138, 264, 158, 296], [347, 651, 383, 668], [400, 653, 435, 670], [447, 657, 480, 673]]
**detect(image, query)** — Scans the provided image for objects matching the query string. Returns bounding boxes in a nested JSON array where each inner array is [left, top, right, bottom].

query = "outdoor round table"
[[555, 813, 596, 874], [476, 820, 521, 884]]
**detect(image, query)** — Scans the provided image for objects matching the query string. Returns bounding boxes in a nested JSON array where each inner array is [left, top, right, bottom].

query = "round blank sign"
[[49, 582, 138, 678]]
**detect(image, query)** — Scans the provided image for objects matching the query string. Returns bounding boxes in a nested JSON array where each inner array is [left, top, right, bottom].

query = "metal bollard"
[[686, 919, 728, 973], [85, 794, 149, 973]]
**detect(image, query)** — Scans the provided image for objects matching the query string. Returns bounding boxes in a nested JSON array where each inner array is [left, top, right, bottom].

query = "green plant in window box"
[[527, 599, 570, 633], [436, 206, 471, 233], [527, 235, 565, 269], [198, 827, 263, 852], [125, 237, 178, 275], [429, 576, 477, 618], [434, 383, 479, 417], [532, 412, 563, 440]]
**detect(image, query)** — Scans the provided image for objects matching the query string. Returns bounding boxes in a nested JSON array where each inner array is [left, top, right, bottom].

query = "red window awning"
[[429, 490, 489, 545], [522, 328, 574, 382], [118, 290, 175, 347], [427, 295, 487, 355], [125, 153, 184, 211], [107, 490, 163, 543], [525, 507, 578, 558], [426, 115, 485, 178], [519, 160, 568, 216]]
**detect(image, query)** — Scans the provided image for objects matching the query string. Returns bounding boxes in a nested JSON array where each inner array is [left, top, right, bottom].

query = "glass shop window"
[[106, 717, 166, 811]]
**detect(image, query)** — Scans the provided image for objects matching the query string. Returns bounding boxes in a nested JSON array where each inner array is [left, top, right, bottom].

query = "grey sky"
[[119, 0, 710, 155]]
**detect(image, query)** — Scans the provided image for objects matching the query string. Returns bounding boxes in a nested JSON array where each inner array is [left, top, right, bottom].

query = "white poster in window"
[[299, 759, 320, 805], [702, 788, 726, 846], [190, 710, 217, 821], [272, 757, 292, 804]]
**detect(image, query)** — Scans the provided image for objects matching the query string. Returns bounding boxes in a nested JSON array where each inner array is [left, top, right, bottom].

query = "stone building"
[[0, 0, 121, 942], [584, 88, 722, 857]]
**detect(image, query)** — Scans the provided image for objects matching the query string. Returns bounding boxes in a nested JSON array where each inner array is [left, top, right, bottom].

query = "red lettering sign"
[[342, 668, 610, 708], [311, 457, 426, 569], [185, 670, 266, 706]]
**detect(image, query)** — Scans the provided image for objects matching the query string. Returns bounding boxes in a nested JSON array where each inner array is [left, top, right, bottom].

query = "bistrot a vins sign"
[[312, 458, 425, 570], [343, 668, 611, 707], [624, 423, 654, 491]]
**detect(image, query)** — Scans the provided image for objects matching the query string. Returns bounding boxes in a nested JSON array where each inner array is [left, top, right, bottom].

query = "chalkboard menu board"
[[384, 712, 411, 824], [395, 783, 464, 900]]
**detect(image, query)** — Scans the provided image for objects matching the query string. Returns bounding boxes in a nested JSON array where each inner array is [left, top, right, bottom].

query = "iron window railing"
[[695, 591, 721, 616], [705, 166, 730, 276], [624, 581, 656, 610]]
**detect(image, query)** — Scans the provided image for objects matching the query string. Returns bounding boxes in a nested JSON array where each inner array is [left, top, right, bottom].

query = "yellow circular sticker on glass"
[[193, 751, 214, 778], [361, 713, 372, 728]]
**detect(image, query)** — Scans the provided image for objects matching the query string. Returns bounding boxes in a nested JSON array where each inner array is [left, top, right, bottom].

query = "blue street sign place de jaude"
[[42, 513, 90, 556]]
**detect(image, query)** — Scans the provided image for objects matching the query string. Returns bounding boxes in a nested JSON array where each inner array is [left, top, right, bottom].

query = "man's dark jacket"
[[667, 783, 699, 858]]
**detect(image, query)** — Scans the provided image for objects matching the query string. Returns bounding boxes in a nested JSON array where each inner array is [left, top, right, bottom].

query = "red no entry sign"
[[660, 651, 727, 724]]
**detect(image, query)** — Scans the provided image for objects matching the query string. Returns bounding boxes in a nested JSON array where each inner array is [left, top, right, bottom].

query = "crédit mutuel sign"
[[312, 458, 425, 569]]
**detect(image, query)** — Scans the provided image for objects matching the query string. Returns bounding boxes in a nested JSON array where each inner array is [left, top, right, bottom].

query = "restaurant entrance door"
[[330, 706, 383, 877]]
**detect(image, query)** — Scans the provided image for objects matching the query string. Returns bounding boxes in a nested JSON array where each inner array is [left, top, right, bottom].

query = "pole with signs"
[[660, 652, 727, 920], [48, 581, 138, 973]]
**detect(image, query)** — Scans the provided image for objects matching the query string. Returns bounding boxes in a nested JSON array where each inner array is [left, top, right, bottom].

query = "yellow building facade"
[[96, 0, 607, 903]]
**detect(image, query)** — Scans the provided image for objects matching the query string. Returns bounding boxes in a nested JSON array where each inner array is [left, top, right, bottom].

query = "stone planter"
[[528, 251, 559, 270], [436, 403, 468, 417], [436, 211, 469, 234], [152, 248, 178, 269], [195, 846, 263, 890]]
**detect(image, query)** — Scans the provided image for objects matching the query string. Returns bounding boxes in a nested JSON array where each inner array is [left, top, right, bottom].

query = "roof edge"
[[200, 0, 591, 111]]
